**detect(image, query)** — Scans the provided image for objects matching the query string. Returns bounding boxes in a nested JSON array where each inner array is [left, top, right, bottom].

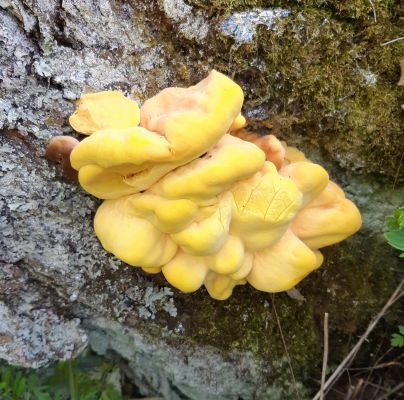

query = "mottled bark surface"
[[0, 1, 403, 399]]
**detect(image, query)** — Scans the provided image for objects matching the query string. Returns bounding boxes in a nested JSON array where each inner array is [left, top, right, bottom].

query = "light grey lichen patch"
[[162, 0, 209, 41], [0, 305, 87, 368], [344, 178, 404, 235], [126, 285, 177, 320], [0, 8, 71, 139], [0, 134, 102, 295], [34, 48, 137, 95], [81, 273, 178, 322], [61, 0, 149, 52], [137, 45, 167, 72], [86, 316, 269, 400], [358, 68, 377, 86], [0, 1, 174, 143], [220, 8, 290, 45], [0, 0, 37, 34], [0, 263, 87, 368]]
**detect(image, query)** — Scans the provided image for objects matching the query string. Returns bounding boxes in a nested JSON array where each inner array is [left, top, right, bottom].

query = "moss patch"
[[185, 0, 404, 182]]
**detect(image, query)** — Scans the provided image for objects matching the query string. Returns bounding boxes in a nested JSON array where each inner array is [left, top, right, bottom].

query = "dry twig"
[[312, 279, 404, 400], [348, 379, 365, 400], [375, 381, 404, 400], [348, 360, 403, 372], [398, 60, 404, 86], [320, 313, 329, 400], [381, 36, 404, 46], [368, 0, 377, 22], [272, 294, 301, 400]]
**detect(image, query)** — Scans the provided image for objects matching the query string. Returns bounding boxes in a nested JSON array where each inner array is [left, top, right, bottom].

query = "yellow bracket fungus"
[[49, 70, 362, 300]]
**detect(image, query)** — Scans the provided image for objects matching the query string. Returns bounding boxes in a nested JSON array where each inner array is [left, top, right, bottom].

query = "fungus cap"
[[45, 135, 79, 181], [63, 70, 362, 300], [69, 91, 141, 134], [70, 70, 244, 199]]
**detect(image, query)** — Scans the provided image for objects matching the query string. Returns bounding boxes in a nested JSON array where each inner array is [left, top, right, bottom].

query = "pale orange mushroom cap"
[[45, 135, 79, 181], [61, 70, 362, 300], [69, 91, 141, 135]]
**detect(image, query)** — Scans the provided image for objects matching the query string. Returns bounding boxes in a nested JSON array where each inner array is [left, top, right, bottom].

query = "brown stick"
[[368, 0, 377, 22], [348, 360, 403, 372], [320, 313, 329, 400], [272, 294, 301, 400], [313, 279, 404, 400], [375, 381, 404, 400], [381, 37, 404, 46]]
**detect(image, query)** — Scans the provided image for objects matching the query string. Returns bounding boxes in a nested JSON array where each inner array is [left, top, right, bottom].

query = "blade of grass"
[[68, 361, 78, 400]]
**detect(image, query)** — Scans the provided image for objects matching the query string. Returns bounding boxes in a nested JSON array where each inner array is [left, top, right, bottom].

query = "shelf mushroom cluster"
[[50, 70, 362, 300]]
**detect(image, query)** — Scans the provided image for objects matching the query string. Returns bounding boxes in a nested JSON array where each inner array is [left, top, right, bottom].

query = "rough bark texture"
[[0, 1, 403, 399]]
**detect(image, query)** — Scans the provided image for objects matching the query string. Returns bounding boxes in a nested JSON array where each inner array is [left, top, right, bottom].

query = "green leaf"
[[399, 325, 404, 335], [385, 207, 404, 258], [0, 355, 125, 400], [384, 232, 404, 250], [394, 207, 404, 227], [391, 333, 404, 348], [32, 388, 51, 400], [385, 215, 399, 231], [80, 390, 98, 400], [2, 368, 12, 387], [384, 230, 404, 246], [98, 384, 122, 400], [13, 373, 26, 398]]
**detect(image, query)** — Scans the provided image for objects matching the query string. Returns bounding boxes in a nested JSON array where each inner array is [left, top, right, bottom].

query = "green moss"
[[186, 0, 403, 182], [159, 289, 318, 398], [189, 0, 396, 20], [189, 0, 262, 13]]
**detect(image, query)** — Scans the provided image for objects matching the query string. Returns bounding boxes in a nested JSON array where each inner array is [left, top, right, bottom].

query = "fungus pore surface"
[[51, 70, 362, 300]]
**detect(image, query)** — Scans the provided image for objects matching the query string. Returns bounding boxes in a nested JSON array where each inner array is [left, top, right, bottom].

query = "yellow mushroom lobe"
[[69, 91, 141, 135], [63, 70, 362, 300]]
